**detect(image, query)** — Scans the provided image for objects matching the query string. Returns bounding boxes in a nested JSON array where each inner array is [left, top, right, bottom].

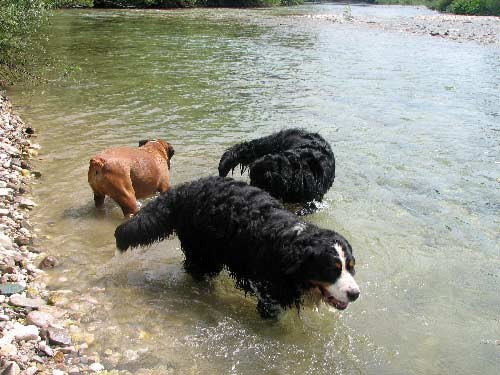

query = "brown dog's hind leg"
[[110, 189, 138, 218], [94, 193, 105, 209]]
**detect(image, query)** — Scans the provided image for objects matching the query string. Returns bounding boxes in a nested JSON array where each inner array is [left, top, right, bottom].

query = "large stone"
[[27, 310, 55, 329], [89, 363, 104, 373], [0, 362, 20, 375], [39, 256, 59, 269], [0, 188, 12, 197], [38, 341, 54, 357], [11, 323, 39, 341], [9, 294, 44, 309], [15, 198, 37, 209], [48, 327, 72, 346], [0, 233, 14, 250], [0, 283, 25, 296], [0, 343, 17, 357], [0, 142, 20, 155]]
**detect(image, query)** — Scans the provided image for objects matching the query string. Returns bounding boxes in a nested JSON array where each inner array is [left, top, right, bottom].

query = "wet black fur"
[[218, 129, 335, 205], [115, 176, 355, 319]]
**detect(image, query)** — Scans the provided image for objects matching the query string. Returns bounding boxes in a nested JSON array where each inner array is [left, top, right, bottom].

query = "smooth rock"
[[23, 367, 38, 375], [38, 341, 55, 357], [0, 314, 10, 321], [52, 370, 65, 375], [0, 188, 12, 197], [88, 363, 104, 373], [48, 327, 72, 346], [39, 256, 58, 269], [0, 362, 20, 375], [27, 311, 54, 329], [0, 209, 9, 216], [0, 142, 19, 155], [0, 343, 17, 357], [12, 323, 39, 341], [0, 233, 14, 249], [0, 283, 25, 296], [9, 294, 44, 309], [15, 198, 36, 209], [14, 237, 30, 246]]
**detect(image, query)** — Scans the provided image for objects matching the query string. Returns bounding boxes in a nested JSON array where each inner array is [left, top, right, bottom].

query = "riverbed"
[[8, 4, 500, 375]]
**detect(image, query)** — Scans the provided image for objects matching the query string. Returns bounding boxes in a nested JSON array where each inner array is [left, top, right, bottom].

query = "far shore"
[[302, 9, 500, 45]]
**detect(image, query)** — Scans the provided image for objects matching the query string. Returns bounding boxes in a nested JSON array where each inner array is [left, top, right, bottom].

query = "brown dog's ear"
[[138, 140, 149, 147], [166, 143, 174, 159]]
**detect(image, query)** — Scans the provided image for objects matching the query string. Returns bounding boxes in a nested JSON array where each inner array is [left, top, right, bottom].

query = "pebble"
[[48, 327, 72, 346], [0, 232, 14, 249], [23, 367, 38, 375], [38, 341, 55, 357], [0, 283, 25, 296], [15, 198, 36, 209], [0, 362, 20, 375], [9, 294, 44, 309], [88, 363, 104, 373], [0, 142, 20, 155], [11, 323, 39, 341], [27, 310, 54, 329], [0, 187, 12, 196], [39, 256, 59, 269], [0, 343, 17, 357]]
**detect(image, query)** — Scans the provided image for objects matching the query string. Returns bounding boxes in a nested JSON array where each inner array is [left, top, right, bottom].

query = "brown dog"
[[88, 139, 174, 217]]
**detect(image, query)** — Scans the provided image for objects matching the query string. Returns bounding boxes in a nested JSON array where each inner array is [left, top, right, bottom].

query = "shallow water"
[[8, 4, 500, 375]]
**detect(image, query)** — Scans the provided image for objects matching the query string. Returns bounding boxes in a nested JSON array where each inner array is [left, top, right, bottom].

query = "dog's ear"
[[283, 249, 315, 276], [138, 140, 149, 147], [166, 143, 174, 159]]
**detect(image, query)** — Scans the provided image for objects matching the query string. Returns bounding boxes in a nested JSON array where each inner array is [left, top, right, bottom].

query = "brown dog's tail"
[[88, 157, 107, 182]]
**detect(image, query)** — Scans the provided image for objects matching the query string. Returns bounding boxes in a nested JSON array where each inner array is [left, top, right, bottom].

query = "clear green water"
[[8, 5, 500, 375]]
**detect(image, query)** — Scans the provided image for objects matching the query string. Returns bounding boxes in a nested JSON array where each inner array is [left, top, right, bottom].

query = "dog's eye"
[[335, 262, 342, 270], [348, 259, 355, 269]]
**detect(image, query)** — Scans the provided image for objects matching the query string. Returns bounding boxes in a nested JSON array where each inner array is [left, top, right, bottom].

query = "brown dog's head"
[[138, 139, 175, 169]]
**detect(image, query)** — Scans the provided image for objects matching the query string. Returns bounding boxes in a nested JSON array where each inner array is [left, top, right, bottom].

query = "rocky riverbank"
[[0, 95, 103, 374], [304, 12, 500, 45]]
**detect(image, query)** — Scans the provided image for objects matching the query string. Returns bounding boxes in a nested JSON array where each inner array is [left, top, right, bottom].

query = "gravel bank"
[[304, 12, 500, 45], [0, 95, 101, 374]]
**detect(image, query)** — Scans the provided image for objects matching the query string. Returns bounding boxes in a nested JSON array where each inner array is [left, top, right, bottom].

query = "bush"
[[93, 0, 292, 7], [0, 0, 51, 85], [447, 0, 482, 13]]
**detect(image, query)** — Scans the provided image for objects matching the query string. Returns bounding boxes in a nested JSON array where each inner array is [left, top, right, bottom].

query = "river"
[[8, 4, 500, 375]]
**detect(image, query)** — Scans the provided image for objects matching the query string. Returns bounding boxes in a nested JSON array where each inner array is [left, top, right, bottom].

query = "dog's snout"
[[346, 290, 360, 302]]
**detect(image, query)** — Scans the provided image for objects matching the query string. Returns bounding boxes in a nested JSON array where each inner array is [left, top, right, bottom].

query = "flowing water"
[[7, 4, 500, 375]]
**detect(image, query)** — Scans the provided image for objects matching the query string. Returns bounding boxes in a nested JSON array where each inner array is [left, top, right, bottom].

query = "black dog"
[[218, 129, 335, 206], [115, 176, 359, 319]]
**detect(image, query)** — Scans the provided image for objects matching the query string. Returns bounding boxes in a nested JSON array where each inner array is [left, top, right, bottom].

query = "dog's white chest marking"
[[292, 222, 307, 235]]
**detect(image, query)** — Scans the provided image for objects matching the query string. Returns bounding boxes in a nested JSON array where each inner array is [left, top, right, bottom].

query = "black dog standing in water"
[[218, 129, 335, 210], [115, 176, 359, 319]]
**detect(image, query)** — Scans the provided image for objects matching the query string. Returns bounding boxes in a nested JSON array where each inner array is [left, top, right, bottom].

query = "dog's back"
[[218, 129, 335, 204], [88, 141, 173, 217]]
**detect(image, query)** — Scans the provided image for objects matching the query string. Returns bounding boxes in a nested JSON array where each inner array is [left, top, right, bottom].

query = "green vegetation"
[[376, 0, 500, 15], [92, 0, 300, 8], [0, 0, 49, 85]]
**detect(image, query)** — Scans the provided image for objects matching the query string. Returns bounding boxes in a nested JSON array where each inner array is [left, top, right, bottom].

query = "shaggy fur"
[[115, 176, 359, 319], [218, 129, 335, 205]]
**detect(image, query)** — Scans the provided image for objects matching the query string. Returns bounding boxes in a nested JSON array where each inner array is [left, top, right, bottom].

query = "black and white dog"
[[115, 176, 360, 319], [218, 129, 335, 206]]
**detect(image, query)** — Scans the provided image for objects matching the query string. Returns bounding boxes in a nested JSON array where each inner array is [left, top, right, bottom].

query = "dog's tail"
[[114, 190, 177, 252], [218, 133, 282, 177]]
